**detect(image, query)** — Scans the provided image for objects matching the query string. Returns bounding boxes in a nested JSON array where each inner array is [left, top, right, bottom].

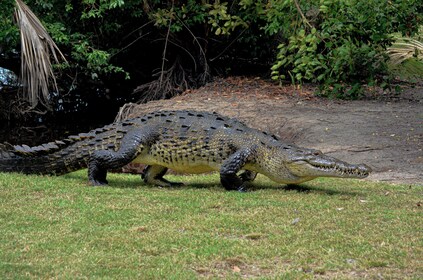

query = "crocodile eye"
[[313, 151, 322, 156]]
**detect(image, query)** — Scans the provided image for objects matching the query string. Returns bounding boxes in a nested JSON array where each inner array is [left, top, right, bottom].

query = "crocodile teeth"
[[315, 164, 368, 177]]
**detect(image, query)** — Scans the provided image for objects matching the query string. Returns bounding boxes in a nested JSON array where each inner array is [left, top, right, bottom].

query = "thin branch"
[[209, 27, 248, 62], [159, 19, 172, 90], [133, 59, 192, 103], [122, 20, 154, 41], [175, 14, 209, 75], [151, 38, 198, 71], [293, 0, 313, 30], [112, 31, 152, 58], [111, 20, 155, 57]]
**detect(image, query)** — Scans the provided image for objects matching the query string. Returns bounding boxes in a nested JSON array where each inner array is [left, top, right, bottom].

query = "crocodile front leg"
[[88, 129, 157, 186], [142, 165, 184, 187], [220, 147, 256, 192]]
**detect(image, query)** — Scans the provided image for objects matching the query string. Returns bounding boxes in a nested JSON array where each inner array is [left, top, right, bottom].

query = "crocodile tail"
[[0, 143, 22, 173], [0, 133, 96, 175], [0, 142, 65, 175], [0, 122, 123, 175]]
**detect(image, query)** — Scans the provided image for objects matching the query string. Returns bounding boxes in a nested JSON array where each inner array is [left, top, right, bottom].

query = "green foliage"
[[0, 0, 421, 106], [80, 0, 125, 19], [207, 1, 248, 36], [264, 0, 422, 98], [1, 0, 133, 85], [0, 17, 19, 54], [71, 40, 128, 80], [389, 58, 423, 82], [149, 1, 249, 35], [0, 1, 19, 54]]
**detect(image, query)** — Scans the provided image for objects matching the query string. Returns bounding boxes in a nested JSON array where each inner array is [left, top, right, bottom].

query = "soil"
[[125, 77, 422, 185]]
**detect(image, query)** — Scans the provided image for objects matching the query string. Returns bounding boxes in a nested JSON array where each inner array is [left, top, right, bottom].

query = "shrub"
[[263, 0, 422, 97]]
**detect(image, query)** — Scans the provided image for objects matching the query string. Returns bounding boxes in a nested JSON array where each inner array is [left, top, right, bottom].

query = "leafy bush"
[[263, 0, 422, 97], [0, 0, 421, 108]]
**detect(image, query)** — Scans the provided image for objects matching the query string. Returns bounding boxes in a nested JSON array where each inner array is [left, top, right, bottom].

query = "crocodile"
[[0, 110, 371, 191]]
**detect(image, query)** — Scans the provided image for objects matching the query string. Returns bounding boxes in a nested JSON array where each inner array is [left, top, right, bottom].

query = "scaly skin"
[[0, 110, 371, 191]]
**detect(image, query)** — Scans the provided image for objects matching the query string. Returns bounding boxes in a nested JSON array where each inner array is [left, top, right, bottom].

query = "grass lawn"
[[0, 171, 421, 279]]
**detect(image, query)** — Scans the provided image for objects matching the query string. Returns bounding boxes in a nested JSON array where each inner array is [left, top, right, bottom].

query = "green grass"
[[389, 58, 423, 83], [0, 171, 421, 279]]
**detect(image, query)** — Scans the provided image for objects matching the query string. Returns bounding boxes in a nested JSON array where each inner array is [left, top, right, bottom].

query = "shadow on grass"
[[64, 173, 361, 196], [115, 179, 360, 196], [244, 183, 360, 196]]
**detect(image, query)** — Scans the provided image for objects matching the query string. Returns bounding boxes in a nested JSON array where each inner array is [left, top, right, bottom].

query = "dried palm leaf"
[[387, 37, 423, 65], [14, 0, 66, 109]]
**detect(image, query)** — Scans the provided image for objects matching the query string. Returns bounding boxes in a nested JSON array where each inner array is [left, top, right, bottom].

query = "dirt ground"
[[125, 77, 422, 185]]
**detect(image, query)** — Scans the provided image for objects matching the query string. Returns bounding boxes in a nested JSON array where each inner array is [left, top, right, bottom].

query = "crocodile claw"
[[236, 183, 249, 193], [89, 179, 109, 186]]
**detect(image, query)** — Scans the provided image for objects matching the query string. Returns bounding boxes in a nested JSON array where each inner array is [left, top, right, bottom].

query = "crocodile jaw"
[[286, 158, 371, 181]]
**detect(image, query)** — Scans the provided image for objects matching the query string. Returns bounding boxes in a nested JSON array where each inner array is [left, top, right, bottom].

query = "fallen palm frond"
[[387, 37, 423, 65], [14, 0, 66, 109]]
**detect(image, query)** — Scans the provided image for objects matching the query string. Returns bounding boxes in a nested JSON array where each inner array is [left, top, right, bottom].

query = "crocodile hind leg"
[[142, 165, 184, 187], [93, 168, 108, 185], [239, 170, 257, 183], [220, 148, 255, 192], [88, 130, 156, 186]]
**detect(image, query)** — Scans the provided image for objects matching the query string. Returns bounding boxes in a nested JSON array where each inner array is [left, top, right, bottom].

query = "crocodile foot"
[[88, 166, 108, 186], [239, 170, 257, 182], [221, 173, 250, 192], [152, 177, 184, 188], [236, 183, 249, 193], [89, 179, 109, 186], [142, 165, 184, 188]]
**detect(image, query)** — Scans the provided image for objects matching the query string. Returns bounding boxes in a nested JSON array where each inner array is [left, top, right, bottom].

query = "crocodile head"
[[264, 146, 372, 184]]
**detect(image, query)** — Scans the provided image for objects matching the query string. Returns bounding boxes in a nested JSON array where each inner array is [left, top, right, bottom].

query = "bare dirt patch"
[[125, 77, 422, 185]]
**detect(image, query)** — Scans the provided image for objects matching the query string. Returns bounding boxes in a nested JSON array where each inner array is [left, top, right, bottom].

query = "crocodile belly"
[[131, 147, 223, 174]]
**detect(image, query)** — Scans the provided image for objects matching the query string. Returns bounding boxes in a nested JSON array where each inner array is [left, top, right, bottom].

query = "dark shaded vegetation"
[[0, 0, 421, 138]]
